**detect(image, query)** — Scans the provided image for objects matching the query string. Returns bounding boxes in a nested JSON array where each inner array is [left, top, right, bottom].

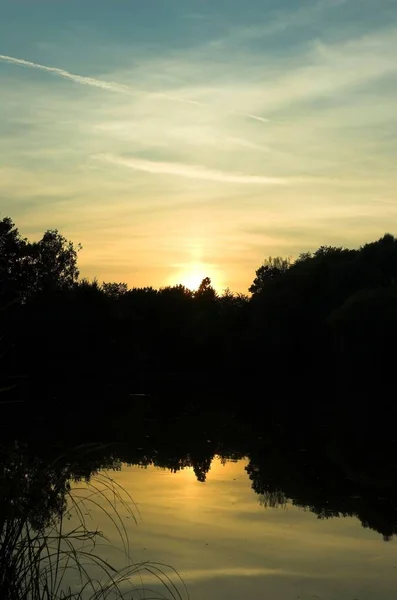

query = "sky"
[[1, 0, 396, 292]]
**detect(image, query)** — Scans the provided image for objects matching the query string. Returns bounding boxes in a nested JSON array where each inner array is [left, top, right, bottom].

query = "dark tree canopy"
[[27, 229, 81, 294], [195, 277, 217, 300], [0, 217, 28, 300], [249, 256, 291, 295], [0, 218, 81, 301]]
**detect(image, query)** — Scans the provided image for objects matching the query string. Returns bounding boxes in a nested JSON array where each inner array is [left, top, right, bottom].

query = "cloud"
[[183, 25, 397, 117], [223, 0, 351, 42], [95, 154, 287, 185]]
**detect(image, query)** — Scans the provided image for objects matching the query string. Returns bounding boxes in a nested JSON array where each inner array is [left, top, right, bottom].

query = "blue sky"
[[1, 0, 396, 290]]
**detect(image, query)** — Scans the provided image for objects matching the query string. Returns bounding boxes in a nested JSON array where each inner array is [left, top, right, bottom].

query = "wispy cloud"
[[95, 154, 287, 185], [222, 0, 351, 42]]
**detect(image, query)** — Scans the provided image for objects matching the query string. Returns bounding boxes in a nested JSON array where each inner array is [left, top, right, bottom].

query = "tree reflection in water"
[[3, 390, 397, 545]]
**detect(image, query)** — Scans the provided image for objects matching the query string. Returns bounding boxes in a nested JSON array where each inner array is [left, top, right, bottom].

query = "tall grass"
[[0, 444, 188, 600]]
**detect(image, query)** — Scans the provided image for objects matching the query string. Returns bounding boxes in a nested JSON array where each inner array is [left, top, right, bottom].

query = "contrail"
[[0, 53, 136, 95], [0, 53, 270, 122], [241, 112, 270, 123], [0, 54, 202, 105]]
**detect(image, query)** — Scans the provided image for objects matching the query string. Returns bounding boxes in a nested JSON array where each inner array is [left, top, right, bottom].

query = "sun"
[[173, 262, 222, 291], [180, 268, 207, 291]]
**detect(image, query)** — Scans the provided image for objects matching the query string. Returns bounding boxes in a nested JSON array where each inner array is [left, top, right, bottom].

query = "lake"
[[70, 456, 397, 600]]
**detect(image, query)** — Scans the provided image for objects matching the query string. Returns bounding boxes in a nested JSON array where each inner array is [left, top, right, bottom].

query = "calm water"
[[76, 457, 397, 600]]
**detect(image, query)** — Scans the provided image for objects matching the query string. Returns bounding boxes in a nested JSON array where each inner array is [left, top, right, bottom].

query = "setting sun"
[[173, 262, 223, 291], [180, 265, 208, 291]]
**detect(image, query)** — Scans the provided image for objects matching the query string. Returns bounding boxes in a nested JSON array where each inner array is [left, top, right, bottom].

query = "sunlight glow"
[[173, 262, 223, 291]]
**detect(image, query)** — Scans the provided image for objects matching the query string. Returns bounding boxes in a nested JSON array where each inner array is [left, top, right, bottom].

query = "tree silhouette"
[[0, 218, 81, 302], [195, 277, 217, 300], [27, 229, 81, 295], [249, 256, 291, 295], [0, 217, 28, 301], [102, 282, 128, 299]]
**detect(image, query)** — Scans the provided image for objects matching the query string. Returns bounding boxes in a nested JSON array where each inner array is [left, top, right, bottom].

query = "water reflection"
[[1, 395, 397, 598], [3, 396, 397, 541], [105, 458, 397, 600]]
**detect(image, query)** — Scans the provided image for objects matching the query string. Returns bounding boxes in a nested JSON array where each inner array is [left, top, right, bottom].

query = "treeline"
[[1, 216, 397, 401]]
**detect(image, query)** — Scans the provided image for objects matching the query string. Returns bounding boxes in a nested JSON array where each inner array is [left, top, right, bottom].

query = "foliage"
[[101, 281, 128, 299], [0, 217, 28, 301], [249, 256, 291, 295], [0, 218, 81, 302]]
